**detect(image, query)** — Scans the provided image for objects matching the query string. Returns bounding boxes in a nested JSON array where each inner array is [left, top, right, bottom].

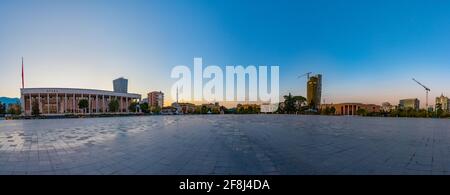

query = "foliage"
[[150, 106, 161, 114], [236, 104, 260, 114], [321, 106, 336, 115], [0, 101, 5, 115], [108, 99, 119, 112], [277, 93, 307, 114], [78, 99, 89, 113], [356, 108, 368, 116], [201, 105, 209, 114], [140, 102, 149, 113], [128, 101, 139, 112], [6, 103, 21, 115], [389, 107, 434, 118], [31, 100, 40, 116]]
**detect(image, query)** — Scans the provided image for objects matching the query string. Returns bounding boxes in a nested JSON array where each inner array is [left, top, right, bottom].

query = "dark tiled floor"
[[1, 115, 450, 175]]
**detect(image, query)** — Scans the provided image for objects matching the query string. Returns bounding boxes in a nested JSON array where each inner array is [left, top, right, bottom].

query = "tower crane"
[[297, 72, 312, 80], [412, 78, 431, 110]]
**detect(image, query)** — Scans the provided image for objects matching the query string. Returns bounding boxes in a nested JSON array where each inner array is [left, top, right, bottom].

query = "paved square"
[[1, 115, 449, 175]]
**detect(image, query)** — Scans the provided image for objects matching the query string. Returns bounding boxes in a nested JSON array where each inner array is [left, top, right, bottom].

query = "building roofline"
[[20, 87, 141, 98]]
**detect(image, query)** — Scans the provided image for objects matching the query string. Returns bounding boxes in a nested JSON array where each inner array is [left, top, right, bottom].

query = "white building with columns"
[[20, 88, 141, 116]]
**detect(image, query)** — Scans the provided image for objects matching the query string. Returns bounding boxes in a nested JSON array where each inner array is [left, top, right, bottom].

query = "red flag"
[[21, 57, 24, 89]]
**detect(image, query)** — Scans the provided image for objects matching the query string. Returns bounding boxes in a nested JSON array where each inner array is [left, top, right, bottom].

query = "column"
[[126, 97, 129, 112], [81, 94, 84, 114], [38, 93, 42, 114], [95, 95, 99, 113], [73, 94, 76, 113], [102, 95, 105, 113], [29, 94, 32, 115], [120, 96, 123, 112], [56, 93, 59, 113], [88, 95, 91, 114], [47, 93, 50, 114], [64, 93, 67, 113]]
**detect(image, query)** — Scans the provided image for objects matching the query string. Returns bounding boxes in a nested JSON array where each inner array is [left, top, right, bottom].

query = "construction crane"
[[297, 72, 312, 80], [412, 78, 431, 110]]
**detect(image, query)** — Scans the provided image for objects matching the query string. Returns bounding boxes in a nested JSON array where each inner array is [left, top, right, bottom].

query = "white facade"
[[261, 103, 278, 113], [21, 88, 141, 116]]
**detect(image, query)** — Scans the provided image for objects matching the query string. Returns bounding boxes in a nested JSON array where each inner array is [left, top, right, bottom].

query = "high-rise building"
[[399, 98, 420, 111], [435, 94, 450, 111], [307, 74, 322, 110], [148, 91, 164, 108], [113, 77, 128, 93]]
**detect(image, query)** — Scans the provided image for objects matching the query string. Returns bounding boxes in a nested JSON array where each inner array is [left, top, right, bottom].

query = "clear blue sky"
[[1, 0, 450, 106]]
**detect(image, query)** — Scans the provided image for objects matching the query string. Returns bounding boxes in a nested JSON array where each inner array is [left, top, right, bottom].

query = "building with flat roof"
[[113, 77, 128, 93], [20, 88, 141, 116], [321, 103, 381, 115], [399, 98, 420, 111], [148, 91, 164, 108]]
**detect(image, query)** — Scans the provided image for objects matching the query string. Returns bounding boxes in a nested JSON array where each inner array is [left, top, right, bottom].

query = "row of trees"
[[236, 105, 259, 114], [0, 101, 22, 116], [387, 108, 449, 118], [127, 101, 162, 113]]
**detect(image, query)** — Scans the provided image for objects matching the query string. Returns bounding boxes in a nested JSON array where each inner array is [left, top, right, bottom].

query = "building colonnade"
[[20, 88, 141, 116]]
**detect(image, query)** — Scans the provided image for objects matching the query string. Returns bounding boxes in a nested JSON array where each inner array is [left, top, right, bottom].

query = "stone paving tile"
[[1, 115, 450, 175]]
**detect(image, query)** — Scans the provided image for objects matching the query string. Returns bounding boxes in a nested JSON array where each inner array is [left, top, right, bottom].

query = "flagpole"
[[21, 57, 24, 89]]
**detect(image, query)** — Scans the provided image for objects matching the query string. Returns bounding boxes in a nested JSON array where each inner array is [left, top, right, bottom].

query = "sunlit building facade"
[[435, 94, 450, 111], [148, 91, 164, 108], [20, 88, 141, 116], [399, 98, 420, 111], [321, 103, 381, 115]]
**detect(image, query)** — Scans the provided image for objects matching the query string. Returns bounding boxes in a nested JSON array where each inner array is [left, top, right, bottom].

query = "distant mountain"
[[0, 97, 20, 105]]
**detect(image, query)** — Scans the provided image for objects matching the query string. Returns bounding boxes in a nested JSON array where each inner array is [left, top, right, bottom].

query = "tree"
[[330, 107, 336, 115], [78, 99, 89, 113], [201, 105, 208, 114], [220, 106, 227, 114], [128, 101, 139, 112], [194, 106, 202, 114], [321, 106, 336, 115], [280, 95, 308, 114], [293, 96, 307, 112], [356, 108, 367, 116], [31, 100, 40, 116], [435, 103, 445, 118], [140, 102, 149, 113], [108, 99, 119, 112], [150, 106, 161, 114], [7, 103, 21, 115], [283, 93, 296, 114], [0, 101, 4, 115], [237, 106, 245, 114], [211, 107, 220, 114]]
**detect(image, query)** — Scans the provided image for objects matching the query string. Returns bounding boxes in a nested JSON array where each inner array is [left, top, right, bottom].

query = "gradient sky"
[[1, 0, 450, 107]]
